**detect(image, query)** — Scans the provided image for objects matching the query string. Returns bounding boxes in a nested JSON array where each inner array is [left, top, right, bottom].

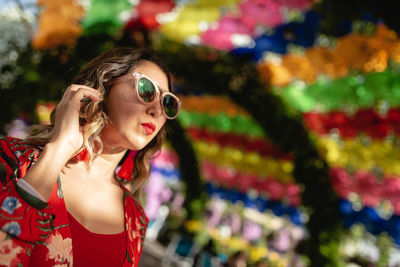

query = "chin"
[[125, 135, 153, 151]]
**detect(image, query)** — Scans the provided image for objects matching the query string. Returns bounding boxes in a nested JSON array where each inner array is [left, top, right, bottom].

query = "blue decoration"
[[2, 221, 21, 237], [205, 182, 303, 225], [339, 199, 400, 245], [150, 166, 181, 180], [231, 11, 321, 61], [1, 196, 20, 215]]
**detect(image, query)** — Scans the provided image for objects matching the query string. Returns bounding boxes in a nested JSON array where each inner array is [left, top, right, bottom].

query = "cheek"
[[106, 98, 142, 122], [105, 87, 139, 114], [157, 119, 167, 132]]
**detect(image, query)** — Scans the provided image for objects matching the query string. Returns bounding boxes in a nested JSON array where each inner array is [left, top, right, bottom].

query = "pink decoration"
[[200, 14, 254, 50], [219, 15, 254, 35], [125, 0, 175, 30], [355, 170, 383, 207], [239, 0, 283, 29], [383, 177, 400, 214], [330, 168, 356, 198], [271, 228, 291, 251], [274, 0, 312, 10], [207, 199, 224, 228], [201, 160, 302, 205], [144, 173, 173, 220], [331, 167, 400, 214], [151, 149, 180, 168], [201, 29, 235, 50], [243, 219, 263, 241]]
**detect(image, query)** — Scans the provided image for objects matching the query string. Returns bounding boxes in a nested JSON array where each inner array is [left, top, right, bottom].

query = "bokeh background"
[[1, 0, 400, 266]]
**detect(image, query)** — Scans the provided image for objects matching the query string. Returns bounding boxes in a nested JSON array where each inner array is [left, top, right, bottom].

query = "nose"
[[146, 99, 164, 118]]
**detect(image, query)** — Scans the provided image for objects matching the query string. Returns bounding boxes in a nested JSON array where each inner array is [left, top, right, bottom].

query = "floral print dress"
[[0, 136, 148, 267]]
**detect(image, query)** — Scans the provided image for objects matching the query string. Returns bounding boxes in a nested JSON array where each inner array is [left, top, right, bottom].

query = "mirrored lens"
[[138, 77, 156, 103], [163, 95, 178, 118]]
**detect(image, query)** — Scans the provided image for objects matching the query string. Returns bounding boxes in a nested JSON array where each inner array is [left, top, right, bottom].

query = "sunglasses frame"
[[108, 72, 181, 119]]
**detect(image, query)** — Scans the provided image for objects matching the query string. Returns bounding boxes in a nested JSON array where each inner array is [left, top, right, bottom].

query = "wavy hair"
[[25, 47, 172, 197]]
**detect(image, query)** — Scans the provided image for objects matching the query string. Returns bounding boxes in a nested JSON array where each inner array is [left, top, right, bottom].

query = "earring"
[[72, 148, 90, 162]]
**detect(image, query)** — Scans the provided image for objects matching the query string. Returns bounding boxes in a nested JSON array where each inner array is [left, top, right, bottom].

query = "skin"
[[23, 61, 168, 234]]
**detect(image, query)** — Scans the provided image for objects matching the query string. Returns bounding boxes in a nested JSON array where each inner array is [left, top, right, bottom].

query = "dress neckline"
[[67, 211, 126, 238]]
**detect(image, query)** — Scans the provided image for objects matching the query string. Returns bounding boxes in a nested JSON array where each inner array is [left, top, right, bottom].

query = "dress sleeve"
[[0, 137, 54, 246]]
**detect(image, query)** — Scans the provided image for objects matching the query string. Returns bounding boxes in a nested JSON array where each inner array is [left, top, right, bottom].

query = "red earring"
[[117, 150, 138, 180], [72, 148, 90, 162]]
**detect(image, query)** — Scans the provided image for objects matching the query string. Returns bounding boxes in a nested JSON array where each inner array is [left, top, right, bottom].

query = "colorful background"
[[1, 0, 400, 266]]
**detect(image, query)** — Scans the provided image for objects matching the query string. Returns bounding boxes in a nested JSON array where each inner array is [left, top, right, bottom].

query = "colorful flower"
[[46, 231, 72, 265], [242, 219, 263, 241], [1, 222, 21, 237], [1, 196, 21, 215], [32, 0, 85, 49], [126, 216, 142, 254], [0, 236, 23, 266], [353, 109, 389, 139], [282, 53, 317, 83]]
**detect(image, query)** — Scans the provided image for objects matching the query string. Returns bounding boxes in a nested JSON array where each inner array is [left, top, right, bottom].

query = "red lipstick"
[[141, 123, 156, 135]]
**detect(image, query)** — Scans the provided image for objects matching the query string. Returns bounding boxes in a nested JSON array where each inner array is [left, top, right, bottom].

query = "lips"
[[141, 123, 156, 135]]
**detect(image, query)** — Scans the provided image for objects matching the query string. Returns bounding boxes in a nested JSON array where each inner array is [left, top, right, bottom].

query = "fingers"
[[73, 87, 101, 102], [66, 84, 97, 94], [64, 84, 101, 103]]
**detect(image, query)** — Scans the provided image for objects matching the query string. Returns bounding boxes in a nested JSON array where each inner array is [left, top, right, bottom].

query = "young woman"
[[0, 47, 181, 266]]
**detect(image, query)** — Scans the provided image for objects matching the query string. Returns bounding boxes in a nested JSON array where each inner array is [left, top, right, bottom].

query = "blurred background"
[[1, 0, 400, 266]]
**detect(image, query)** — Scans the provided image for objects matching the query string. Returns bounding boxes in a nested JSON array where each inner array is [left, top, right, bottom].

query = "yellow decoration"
[[259, 24, 400, 86], [374, 24, 400, 63], [32, 0, 85, 49], [305, 46, 348, 79], [336, 33, 388, 73], [35, 102, 56, 124], [159, 0, 240, 41], [185, 220, 203, 232], [257, 63, 292, 86], [282, 53, 318, 83], [179, 95, 249, 116], [197, 0, 240, 6], [193, 141, 294, 182], [317, 137, 400, 176], [267, 251, 287, 267], [228, 237, 249, 251], [186, 219, 287, 264], [160, 5, 221, 42], [250, 246, 269, 262]]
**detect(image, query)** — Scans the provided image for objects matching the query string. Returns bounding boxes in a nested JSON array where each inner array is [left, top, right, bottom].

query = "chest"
[[59, 173, 126, 234]]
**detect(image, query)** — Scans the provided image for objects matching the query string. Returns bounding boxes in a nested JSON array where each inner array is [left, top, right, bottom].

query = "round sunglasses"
[[108, 72, 181, 119]]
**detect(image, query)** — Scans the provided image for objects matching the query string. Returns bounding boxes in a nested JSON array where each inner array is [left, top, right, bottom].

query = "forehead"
[[133, 61, 169, 91]]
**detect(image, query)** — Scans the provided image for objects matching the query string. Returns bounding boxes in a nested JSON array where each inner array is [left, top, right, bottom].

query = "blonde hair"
[[25, 47, 172, 197]]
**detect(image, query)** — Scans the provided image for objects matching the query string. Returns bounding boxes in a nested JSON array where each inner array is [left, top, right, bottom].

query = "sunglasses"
[[108, 72, 181, 119]]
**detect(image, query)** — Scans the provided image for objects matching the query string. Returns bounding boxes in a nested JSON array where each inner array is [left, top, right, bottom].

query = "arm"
[[22, 84, 101, 201], [0, 85, 100, 248], [21, 141, 74, 201], [0, 138, 54, 246]]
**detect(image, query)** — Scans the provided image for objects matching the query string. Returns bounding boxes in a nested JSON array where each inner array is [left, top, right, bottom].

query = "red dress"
[[0, 136, 148, 267], [67, 212, 127, 266]]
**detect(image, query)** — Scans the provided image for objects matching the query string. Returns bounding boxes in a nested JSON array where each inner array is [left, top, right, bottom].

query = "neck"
[[70, 144, 127, 184]]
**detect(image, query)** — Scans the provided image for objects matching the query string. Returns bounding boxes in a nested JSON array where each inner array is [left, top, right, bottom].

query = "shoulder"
[[123, 188, 149, 228], [0, 136, 43, 176], [0, 136, 42, 159]]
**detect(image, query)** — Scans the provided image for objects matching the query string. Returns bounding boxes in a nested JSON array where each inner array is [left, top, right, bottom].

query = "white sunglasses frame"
[[108, 72, 181, 119]]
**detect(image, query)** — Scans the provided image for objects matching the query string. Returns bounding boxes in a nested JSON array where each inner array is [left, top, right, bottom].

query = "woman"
[[0, 47, 181, 266]]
